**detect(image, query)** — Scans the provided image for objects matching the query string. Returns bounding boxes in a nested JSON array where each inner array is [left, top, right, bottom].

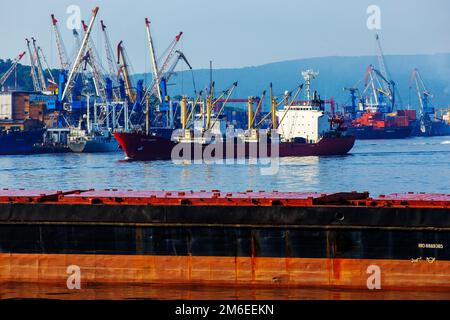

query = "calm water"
[[0, 136, 449, 195]]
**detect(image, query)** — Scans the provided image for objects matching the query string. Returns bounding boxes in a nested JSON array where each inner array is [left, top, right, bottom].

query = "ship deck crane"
[[51, 14, 70, 71], [61, 7, 99, 102], [0, 51, 26, 90]]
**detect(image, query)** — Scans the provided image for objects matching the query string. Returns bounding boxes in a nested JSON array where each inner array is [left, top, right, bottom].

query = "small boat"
[[68, 127, 119, 153]]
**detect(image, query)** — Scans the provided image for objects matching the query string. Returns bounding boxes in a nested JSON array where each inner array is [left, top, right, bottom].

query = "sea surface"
[[0, 136, 449, 300], [0, 136, 449, 195]]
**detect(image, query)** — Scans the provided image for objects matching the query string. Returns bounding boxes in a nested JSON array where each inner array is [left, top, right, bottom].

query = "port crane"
[[31, 38, 47, 91], [117, 41, 136, 103], [343, 87, 361, 118], [100, 20, 121, 101], [51, 14, 70, 71], [37, 46, 56, 86], [362, 64, 395, 113], [374, 34, 403, 109], [61, 6, 99, 102], [409, 68, 433, 116], [80, 19, 107, 101], [101, 20, 118, 80], [0, 51, 26, 91], [25, 38, 41, 92], [145, 18, 162, 103], [141, 29, 183, 103]]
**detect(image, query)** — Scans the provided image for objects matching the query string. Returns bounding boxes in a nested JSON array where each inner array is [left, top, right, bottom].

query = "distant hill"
[[0, 59, 58, 92], [3, 54, 450, 112], [0, 59, 35, 91], [135, 53, 450, 111]]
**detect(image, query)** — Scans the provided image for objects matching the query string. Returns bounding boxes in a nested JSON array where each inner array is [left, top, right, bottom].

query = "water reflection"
[[1, 283, 449, 300]]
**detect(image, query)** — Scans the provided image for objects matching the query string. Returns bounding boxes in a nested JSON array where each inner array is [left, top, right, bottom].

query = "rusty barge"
[[0, 189, 449, 290]]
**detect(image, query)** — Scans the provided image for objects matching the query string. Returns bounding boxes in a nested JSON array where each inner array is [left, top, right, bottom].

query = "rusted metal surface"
[[0, 189, 448, 208]]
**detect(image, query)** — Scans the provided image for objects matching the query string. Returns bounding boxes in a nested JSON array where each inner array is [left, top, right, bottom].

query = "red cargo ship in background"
[[344, 64, 417, 139], [115, 70, 355, 161], [346, 109, 416, 140]]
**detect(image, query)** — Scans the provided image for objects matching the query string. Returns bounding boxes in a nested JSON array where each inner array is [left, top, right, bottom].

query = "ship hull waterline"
[[346, 125, 413, 140], [113, 132, 356, 161]]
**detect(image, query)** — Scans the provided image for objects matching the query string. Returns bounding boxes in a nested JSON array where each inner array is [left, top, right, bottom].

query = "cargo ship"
[[115, 70, 355, 161], [411, 109, 450, 137], [346, 110, 414, 140], [344, 65, 416, 140], [0, 128, 44, 155], [0, 188, 449, 291]]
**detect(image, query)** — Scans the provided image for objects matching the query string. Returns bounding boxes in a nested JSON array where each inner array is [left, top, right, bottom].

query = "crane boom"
[[51, 14, 70, 71], [375, 34, 389, 83], [164, 50, 192, 83], [100, 20, 118, 80], [25, 38, 41, 92], [61, 6, 99, 101], [31, 38, 47, 91], [409, 68, 433, 115], [0, 51, 26, 89], [38, 46, 55, 83], [117, 41, 135, 103], [141, 31, 183, 103], [145, 18, 162, 103], [81, 20, 106, 101]]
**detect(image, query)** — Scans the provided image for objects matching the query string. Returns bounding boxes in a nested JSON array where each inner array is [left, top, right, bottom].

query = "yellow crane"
[[117, 41, 136, 103]]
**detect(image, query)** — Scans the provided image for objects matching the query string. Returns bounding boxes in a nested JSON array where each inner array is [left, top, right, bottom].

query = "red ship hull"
[[114, 131, 355, 161]]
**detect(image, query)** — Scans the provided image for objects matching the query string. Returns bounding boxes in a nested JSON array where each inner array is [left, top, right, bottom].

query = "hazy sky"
[[1, 0, 449, 73]]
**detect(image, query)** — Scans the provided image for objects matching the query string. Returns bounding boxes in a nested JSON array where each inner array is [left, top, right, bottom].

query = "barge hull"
[[0, 189, 449, 290], [2, 254, 449, 290]]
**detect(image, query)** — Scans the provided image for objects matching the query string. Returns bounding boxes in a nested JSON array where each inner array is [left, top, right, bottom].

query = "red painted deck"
[[0, 189, 448, 208]]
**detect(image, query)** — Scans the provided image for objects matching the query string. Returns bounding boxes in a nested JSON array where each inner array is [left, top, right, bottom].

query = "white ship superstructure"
[[276, 70, 329, 143]]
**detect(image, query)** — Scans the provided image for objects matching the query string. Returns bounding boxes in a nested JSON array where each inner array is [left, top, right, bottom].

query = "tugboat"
[[114, 70, 355, 161], [68, 127, 118, 153]]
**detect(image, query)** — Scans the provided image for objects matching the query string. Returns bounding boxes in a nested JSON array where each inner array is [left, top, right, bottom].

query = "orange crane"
[[117, 41, 136, 103], [0, 51, 26, 91]]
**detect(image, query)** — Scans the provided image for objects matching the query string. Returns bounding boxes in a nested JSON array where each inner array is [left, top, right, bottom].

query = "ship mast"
[[302, 69, 319, 102]]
